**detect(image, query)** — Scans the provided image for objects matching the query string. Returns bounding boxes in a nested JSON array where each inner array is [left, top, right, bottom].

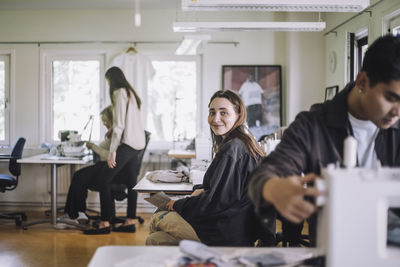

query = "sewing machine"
[[57, 130, 87, 157], [316, 164, 400, 267]]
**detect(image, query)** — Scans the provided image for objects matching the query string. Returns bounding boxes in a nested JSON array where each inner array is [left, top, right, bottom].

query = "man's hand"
[[190, 189, 204, 197], [166, 200, 175, 211], [262, 173, 320, 224], [107, 151, 116, 168]]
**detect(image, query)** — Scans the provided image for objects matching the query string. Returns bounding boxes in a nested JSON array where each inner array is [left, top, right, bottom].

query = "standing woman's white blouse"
[[109, 88, 145, 153]]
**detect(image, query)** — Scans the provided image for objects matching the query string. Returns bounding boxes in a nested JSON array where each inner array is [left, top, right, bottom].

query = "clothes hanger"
[[82, 115, 94, 142], [126, 46, 137, 54], [88, 118, 94, 143]]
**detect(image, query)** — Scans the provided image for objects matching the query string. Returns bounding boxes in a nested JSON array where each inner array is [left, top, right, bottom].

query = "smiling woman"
[[146, 90, 266, 247], [208, 97, 239, 138]]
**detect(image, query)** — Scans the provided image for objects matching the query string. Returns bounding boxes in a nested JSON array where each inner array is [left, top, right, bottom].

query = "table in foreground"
[[18, 153, 92, 229], [88, 245, 317, 267]]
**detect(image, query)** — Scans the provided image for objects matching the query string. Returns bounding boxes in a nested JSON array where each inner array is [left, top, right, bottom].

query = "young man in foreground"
[[249, 34, 400, 246]]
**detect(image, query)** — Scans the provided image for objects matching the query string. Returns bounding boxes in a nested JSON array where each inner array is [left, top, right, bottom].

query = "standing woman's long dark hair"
[[105, 66, 141, 109], [208, 89, 264, 160]]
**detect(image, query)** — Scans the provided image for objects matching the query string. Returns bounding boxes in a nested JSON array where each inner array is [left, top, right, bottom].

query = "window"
[[383, 9, 400, 35], [43, 53, 105, 142], [388, 12, 400, 36], [0, 54, 10, 145], [393, 26, 400, 36], [356, 36, 368, 73], [147, 57, 199, 143], [346, 29, 368, 83]]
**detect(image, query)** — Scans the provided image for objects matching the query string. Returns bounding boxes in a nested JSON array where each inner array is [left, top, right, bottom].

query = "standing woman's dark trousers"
[[98, 144, 142, 221], [64, 162, 107, 219]]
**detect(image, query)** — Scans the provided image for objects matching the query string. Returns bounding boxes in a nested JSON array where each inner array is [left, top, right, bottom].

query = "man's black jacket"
[[174, 138, 262, 246], [249, 82, 400, 245]]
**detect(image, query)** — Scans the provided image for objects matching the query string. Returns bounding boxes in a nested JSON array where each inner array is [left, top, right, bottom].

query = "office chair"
[[0, 137, 27, 226], [88, 131, 151, 225], [275, 215, 310, 247]]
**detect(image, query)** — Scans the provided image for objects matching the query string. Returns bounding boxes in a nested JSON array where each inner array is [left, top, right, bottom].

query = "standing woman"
[[146, 90, 265, 246], [84, 66, 146, 234]]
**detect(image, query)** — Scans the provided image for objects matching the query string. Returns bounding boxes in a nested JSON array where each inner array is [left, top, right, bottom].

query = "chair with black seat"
[[275, 215, 310, 247], [0, 137, 27, 226], [88, 131, 150, 225]]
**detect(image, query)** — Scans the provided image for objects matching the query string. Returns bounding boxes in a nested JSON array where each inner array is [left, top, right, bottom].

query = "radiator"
[[59, 165, 71, 194]]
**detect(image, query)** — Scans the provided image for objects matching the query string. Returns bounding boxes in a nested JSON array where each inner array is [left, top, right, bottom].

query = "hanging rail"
[[324, 0, 385, 36], [0, 40, 239, 46]]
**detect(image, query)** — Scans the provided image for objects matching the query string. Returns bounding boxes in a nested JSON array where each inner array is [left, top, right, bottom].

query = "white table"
[[18, 153, 92, 229], [133, 173, 193, 195], [88, 245, 317, 267]]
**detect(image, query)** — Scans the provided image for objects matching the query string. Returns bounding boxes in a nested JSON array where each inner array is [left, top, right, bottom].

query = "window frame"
[[146, 54, 201, 150], [346, 32, 356, 83], [355, 28, 368, 74], [346, 28, 368, 84], [383, 8, 400, 35], [40, 49, 106, 143], [0, 51, 13, 146], [356, 36, 368, 70]]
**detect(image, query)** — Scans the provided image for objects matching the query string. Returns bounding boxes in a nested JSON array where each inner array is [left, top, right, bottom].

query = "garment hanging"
[[110, 48, 155, 101]]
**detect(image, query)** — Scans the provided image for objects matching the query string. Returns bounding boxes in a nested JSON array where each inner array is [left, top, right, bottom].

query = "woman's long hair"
[[208, 90, 264, 161], [105, 66, 141, 109]]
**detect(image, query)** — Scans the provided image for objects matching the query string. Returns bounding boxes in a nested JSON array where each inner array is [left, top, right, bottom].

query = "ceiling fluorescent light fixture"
[[173, 21, 326, 32], [181, 0, 369, 12], [176, 35, 211, 55], [134, 0, 141, 27]]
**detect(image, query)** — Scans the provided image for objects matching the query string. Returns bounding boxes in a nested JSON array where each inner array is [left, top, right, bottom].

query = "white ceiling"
[[0, 0, 180, 9]]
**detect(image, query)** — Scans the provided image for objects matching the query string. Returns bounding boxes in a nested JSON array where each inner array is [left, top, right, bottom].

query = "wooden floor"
[[0, 211, 152, 267], [0, 210, 307, 267]]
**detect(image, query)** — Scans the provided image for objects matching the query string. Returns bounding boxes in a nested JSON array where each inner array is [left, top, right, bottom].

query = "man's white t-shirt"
[[348, 112, 379, 168]]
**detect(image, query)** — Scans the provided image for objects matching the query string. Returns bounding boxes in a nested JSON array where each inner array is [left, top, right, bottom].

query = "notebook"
[[144, 191, 171, 210]]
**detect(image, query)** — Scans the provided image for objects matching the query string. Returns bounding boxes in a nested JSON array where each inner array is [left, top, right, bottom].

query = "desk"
[[88, 245, 316, 267], [167, 149, 196, 159], [18, 153, 92, 229], [133, 173, 193, 195]]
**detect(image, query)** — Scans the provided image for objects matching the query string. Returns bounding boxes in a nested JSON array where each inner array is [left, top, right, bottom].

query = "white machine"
[[316, 151, 400, 266]]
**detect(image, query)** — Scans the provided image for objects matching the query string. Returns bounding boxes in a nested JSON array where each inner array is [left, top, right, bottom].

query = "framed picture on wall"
[[222, 65, 282, 141], [325, 85, 339, 101]]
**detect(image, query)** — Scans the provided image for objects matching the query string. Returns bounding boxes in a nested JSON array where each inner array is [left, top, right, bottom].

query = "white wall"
[[285, 13, 326, 122], [0, 8, 325, 205], [324, 0, 400, 89]]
